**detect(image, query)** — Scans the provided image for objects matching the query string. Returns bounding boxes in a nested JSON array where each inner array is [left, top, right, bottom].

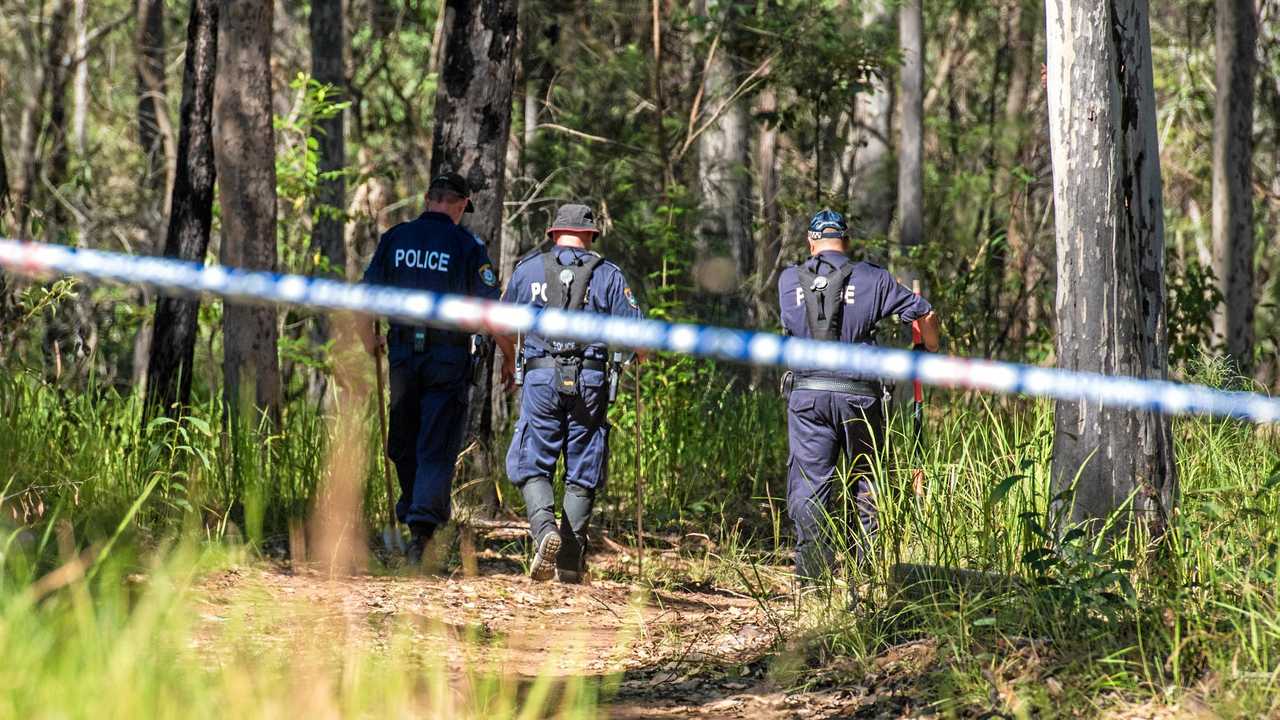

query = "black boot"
[[557, 484, 594, 584], [406, 523, 435, 568]]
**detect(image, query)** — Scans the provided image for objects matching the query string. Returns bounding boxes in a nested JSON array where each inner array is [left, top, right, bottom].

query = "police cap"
[[808, 209, 847, 239], [429, 172, 475, 213]]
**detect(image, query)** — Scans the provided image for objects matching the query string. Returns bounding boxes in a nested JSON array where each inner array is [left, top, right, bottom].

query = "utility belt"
[[390, 326, 469, 352], [388, 326, 490, 386], [780, 370, 882, 400], [518, 351, 629, 402]]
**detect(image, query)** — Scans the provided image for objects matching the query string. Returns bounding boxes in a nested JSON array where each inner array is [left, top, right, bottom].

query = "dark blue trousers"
[[506, 367, 611, 491], [786, 389, 885, 580], [387, 357, 469, 530]]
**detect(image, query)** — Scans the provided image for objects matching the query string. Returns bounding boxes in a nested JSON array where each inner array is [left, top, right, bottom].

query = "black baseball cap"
[[429, 172, 475, 213], [546, 203, 600, 237]]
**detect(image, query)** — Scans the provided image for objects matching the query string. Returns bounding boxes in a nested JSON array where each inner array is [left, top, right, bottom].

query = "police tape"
[[1, 237, 1278, 424]]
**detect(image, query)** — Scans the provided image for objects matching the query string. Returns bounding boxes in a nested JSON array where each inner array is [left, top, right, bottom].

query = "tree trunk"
[[145, 0, 219, 419], [430, 0, 519, 516], [137, 0, 167, 195], [1210, 0, 1258, 374], [310, 0, 347, 278], [1045, 0, 1176, 534], [752, 87, 782, 329], [897, 0, 924, 278], [694, 2, 752, 307], [846, 0, 894, 238], [73, 0, 89, 156], [14, 0, 73, 235], [308, 0, 348, 404], [215, 0, 280, 422], [0, 111, 10, 220]]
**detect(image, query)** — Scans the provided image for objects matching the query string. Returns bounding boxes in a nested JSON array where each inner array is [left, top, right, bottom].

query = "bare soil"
[[190, 533, 931, 719]]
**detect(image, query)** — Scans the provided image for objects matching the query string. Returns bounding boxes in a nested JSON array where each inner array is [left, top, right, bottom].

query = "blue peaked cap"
[[808, 209, 847, 238]]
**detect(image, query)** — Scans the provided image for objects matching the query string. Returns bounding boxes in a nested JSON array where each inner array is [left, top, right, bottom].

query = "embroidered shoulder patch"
[[624, 286, 639, 309], [479, 263, 498, 287]]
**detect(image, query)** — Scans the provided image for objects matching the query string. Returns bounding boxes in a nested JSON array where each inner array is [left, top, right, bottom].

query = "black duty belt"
[[391, 326, 468, 349], [526, 356, 607, 372], [793, 377, 882, 397]]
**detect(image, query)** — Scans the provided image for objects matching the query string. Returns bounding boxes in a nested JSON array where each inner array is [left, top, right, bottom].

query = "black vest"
[[795, 261, 856, 341]]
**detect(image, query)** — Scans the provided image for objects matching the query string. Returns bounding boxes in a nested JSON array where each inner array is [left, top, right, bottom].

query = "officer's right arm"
[[877, 269, 941, 352], [915, 312, 941, 352]]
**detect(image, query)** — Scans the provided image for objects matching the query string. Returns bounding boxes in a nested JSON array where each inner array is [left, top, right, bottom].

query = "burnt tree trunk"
[[1211, 0, 1258, 373], [308, 0, 348, 403], [0, 108, 10, 220], [430, 0, 518, 515], [137, 0, 167, 195], [897, 0, 924, 280], [215, 0, 281, 422], [1045, 0, 1176, 534], [309, 0, 347, 279], [145, 0, 219, 419]]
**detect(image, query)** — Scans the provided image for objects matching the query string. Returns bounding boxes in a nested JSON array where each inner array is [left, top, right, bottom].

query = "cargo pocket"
[[505, 417, 530, 482]]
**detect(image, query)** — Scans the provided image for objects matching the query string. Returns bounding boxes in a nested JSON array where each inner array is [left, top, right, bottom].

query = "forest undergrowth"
[[2, 362, 1279, 718]]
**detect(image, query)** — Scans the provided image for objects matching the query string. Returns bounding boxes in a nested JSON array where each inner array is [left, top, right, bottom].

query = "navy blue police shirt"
[[778, 250, 932, 383], [362, 211, 501, 370], [502, 245, 643, 362]]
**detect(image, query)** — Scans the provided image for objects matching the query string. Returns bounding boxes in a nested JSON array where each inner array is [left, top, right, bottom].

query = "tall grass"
[[794, 389, 1280, 716], [4, 363, 1280, 716]]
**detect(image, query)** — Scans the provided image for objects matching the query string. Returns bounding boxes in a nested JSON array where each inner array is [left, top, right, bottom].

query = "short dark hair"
[[427, 187, 466, 204]]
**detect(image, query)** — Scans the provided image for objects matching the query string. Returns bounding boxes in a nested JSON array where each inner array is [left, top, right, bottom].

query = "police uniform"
[[362, 197, 501, 543], [778, 212, 932, 581], [503, 204, 642, 582]]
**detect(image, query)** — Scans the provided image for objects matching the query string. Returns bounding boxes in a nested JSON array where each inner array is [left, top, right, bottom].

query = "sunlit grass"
[[2, 365, 1280, 716]]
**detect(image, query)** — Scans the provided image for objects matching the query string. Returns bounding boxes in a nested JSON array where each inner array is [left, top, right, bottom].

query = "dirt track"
[[190, 538, 928, 719]]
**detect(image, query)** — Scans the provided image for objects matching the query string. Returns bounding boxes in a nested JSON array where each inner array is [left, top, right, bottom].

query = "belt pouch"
[[554, 357, 580, 397]]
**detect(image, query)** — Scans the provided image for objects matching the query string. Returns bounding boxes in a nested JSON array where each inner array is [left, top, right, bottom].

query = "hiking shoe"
[[556, 535, 588, 585], [529, 530, 562, 582]]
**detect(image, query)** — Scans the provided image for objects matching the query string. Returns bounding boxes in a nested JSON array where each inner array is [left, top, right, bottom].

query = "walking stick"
[[633, 361, 644, 580], [910, 280, 926, 497], [373, 339, 405, 554]]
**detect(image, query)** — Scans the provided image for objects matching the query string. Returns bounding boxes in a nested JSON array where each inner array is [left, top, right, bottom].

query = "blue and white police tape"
[[1, 237, 1278, 424]]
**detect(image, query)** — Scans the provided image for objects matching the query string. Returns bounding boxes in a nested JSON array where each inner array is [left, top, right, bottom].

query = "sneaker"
[[529, 530, 562, 582]]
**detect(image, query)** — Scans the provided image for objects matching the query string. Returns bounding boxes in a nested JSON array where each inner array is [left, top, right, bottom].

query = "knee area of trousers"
[[565, 483, 595, 501]]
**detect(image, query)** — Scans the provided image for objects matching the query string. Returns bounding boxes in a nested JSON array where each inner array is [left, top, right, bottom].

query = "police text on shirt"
[[794, 285, 856, 306], [394, 249, 451, 272]]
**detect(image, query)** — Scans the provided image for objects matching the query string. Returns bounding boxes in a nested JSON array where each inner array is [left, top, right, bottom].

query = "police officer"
[[504, 203, 643, 583], [360, 172, 516, 564], [778, 209, 941, 584]]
